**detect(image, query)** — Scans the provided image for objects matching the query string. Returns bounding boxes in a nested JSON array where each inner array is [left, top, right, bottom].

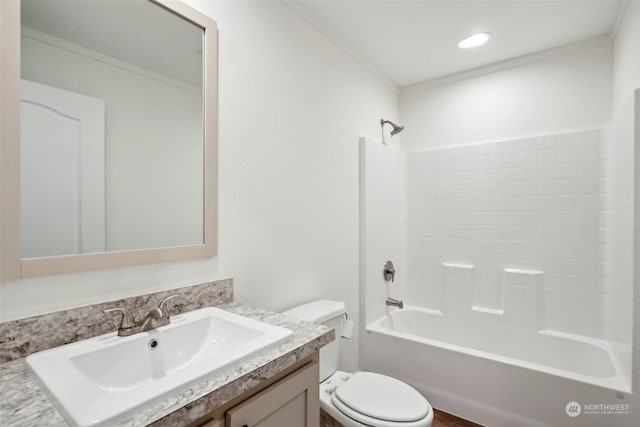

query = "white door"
[[20, 79, 106, 258]]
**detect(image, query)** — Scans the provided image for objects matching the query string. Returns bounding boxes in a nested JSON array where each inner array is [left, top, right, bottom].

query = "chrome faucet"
[[385, 297, 404, 309], [103, 294, 180, 337]]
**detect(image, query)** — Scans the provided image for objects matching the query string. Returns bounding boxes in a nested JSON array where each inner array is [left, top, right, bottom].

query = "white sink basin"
[[26, 307, 292, 426]]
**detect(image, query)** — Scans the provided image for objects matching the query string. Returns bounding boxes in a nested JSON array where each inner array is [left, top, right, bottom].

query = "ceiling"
[[21, 0, 625, 89], [289, 0, 626, 87], [21, 0, 203, 88]]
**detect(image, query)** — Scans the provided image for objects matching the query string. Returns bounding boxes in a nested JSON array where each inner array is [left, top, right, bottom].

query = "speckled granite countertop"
[[0, 303, 333, 426]]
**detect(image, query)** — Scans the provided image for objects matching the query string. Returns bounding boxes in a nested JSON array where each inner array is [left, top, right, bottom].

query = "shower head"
[[390, 125, 404, 136], [380, 119, 404, 145]]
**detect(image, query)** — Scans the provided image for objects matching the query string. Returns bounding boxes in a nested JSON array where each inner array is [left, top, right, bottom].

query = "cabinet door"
[[226, 361, 319, 427]]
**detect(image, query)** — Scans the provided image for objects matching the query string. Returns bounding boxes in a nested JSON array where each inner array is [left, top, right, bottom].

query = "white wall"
[[601, 106, 634, 385], [612, 2, 640, 426], [400, 43, 612, 151], [613, 1, 640, 117], [2, 0, 399, 372], [189, 0, 398, 371]]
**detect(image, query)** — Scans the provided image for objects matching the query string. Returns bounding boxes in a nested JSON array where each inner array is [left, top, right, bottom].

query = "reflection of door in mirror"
[[20, 0, 205, 258], [0, 0, 216, 279], [20, 79, 106, 258]]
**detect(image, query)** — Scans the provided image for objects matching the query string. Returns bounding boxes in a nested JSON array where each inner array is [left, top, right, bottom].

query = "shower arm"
[[381, 121, 387, 145], [380, 118, 404, 146]]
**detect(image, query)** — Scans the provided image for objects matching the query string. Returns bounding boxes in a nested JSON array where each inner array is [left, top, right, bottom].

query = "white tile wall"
[[361, 126, 634, 388], [406, 130, 605, 337], [502, 269, 544, 330]]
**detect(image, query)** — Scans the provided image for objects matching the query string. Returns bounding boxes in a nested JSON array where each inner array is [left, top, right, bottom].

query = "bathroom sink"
[[26, 307, 292, 427]]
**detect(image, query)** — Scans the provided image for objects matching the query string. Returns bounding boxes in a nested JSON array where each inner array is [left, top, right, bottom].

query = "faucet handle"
[[157, 294, 181, 317], [103, 308, 136, 329], [383, 260, 396, 282]]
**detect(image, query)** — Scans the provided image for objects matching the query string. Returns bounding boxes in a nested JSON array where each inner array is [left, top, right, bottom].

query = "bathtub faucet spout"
[[386, 297, 404, 309]]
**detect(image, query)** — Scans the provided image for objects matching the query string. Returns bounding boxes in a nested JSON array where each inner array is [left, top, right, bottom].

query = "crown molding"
[[401, 35, 612, 95], [281, 1, 398, 91]]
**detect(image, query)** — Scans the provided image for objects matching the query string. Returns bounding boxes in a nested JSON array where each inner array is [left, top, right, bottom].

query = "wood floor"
[[433, 409, 484, 427], [320, 407, 483, 427]]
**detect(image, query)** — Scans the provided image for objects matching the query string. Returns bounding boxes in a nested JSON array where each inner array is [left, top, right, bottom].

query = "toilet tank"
[[282, 299, 345, 382]]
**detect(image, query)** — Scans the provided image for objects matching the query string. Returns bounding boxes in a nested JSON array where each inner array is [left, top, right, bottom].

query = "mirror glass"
[[20, 0, 204, 258]]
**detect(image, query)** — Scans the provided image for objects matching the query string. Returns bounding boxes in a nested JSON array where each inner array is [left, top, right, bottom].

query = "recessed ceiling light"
[[458, 32, 492, 49]]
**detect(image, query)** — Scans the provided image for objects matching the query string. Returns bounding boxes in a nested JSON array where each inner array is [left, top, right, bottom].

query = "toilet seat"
[[322, 371, 433, 427]]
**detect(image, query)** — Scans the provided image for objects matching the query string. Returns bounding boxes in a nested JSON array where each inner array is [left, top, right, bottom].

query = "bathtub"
[[362, 306, 631, 427]]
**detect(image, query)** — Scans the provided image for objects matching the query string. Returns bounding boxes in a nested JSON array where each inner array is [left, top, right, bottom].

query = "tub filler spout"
[[385, 297, 404, 309]]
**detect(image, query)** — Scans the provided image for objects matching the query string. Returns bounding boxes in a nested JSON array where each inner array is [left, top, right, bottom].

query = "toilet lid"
[[333, 372, 428, 422]]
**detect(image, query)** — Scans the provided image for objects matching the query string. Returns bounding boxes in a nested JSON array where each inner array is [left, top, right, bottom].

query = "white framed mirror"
[[0, 0, 218, 279]]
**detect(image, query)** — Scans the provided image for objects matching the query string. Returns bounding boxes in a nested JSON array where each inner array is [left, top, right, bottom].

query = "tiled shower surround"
[[408, 130, 605, 336], [362, 129, 633, 357]]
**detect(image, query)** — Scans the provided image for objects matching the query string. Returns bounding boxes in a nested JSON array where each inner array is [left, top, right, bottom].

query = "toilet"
[[283, 300, 434, 427]]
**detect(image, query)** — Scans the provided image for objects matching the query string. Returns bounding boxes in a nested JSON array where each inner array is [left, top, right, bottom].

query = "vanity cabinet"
[[195, 353, 319, 427], [226, 360, 319, 427]]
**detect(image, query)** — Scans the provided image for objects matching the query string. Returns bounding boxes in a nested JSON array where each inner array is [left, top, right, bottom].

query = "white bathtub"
[[363, 306, 631, 427]]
